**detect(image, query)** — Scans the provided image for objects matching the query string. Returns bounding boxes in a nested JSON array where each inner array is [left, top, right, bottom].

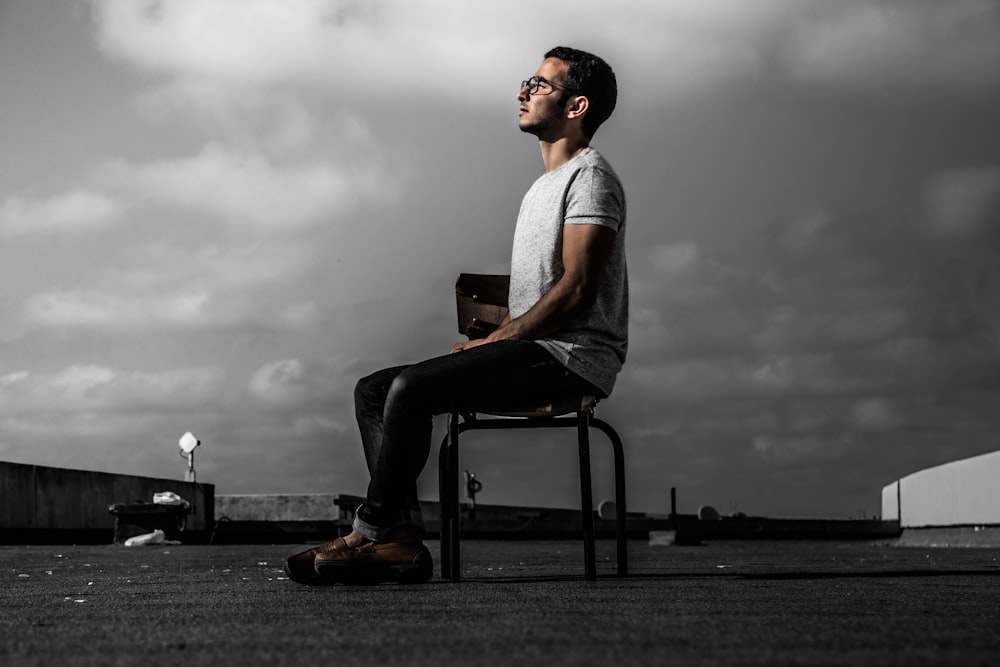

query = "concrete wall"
[[881, 449, 1000, 527], [215, 494, 341, 521], [1, 461, 214, 533]]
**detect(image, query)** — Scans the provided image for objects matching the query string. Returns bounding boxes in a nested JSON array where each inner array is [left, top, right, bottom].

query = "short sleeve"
[[564, 166, 625, 232]]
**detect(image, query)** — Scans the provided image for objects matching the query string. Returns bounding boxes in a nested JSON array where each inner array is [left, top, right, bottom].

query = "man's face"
[[517, 57, 572, 138]]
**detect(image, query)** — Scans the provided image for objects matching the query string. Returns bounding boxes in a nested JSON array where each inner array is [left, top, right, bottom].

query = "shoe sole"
[[313, 560, 433, 585], [283, 558, 339, 586]]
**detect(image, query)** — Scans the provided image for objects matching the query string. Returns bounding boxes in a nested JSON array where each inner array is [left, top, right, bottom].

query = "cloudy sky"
[[2, 0, 999, 519]]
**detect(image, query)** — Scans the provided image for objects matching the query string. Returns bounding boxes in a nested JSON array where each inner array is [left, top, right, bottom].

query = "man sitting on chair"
[[285, 46, 627, 585]]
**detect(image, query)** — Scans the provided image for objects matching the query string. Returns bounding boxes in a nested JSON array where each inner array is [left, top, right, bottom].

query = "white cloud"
[[86, 0, 799, 106], [1, 371, 30, 386], [780, 211, 835, 252], [135, 80, 324, 153], [290, 414, 345, 437], [922, 166, 1000, 237], [89, 0, 520, 96], [752, 432, 855, 464], [0, 189, 124, 236], [112, 242, 313, 295], [649, 242, 702, 273], [88, 0, 1000, 116], [19, 239, 326, 333], [25, 289, 217, 330], [626, 353, 842, 402], [50, 364, 115, 399], [0, 363, 226, 412], [828, 309, 912, 346], [751, 357, 799, 391], [634, 242, 756, 311], [280, 302, 320, 329], [753, 306, 912, 351], [782, 0, 1000, 89], [248, 357, 353, 406], [98, 143, 385, 231], [249, 358, 308, 405], [850, 397, 904, 431]]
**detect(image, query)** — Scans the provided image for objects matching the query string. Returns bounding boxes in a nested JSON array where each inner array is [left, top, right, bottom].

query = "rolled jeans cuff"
[[352, 505, 425, 542]]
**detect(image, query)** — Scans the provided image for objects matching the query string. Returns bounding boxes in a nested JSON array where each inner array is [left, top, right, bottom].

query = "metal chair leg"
[[447, 412, 461, 582], [593, 417, 628, 577], [437, 429, 452, 580], [577, 410, 597, 581]]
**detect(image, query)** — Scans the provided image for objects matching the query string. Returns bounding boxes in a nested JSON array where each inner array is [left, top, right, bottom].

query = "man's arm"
[[452, 223, 616, 352]]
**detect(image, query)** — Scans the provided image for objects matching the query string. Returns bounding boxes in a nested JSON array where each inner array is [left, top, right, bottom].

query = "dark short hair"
[[544, 46, 617, 138]]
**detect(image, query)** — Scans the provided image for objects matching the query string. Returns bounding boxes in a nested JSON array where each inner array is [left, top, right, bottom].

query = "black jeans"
[[352, 340, 600, 539]]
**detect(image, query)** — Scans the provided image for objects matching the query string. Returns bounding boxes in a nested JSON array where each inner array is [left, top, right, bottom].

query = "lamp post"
[[179, 432, 201, 483], [464, 470, 483, 507]]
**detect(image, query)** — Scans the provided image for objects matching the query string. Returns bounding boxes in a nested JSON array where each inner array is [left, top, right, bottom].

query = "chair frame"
[[436, 273, 629, 582]]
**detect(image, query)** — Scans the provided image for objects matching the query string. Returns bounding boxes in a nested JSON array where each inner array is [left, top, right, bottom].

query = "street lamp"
[[178, 432, 201, 483]]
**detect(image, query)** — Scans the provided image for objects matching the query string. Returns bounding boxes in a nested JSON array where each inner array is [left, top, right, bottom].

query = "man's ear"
[[566, 94, 589, 121]]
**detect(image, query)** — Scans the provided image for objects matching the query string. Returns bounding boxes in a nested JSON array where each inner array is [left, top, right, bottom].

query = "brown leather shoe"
[[313, 542, 433, 585], [283, 537, 354, 585]]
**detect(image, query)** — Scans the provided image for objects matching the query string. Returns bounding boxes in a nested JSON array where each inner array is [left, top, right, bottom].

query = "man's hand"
[[450, 339, 491, 354]]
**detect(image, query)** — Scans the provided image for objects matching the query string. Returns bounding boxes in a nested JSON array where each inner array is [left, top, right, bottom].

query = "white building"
[[882, 449, 1000, 546]]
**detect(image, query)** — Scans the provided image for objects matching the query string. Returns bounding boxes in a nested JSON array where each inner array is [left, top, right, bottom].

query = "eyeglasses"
[[519, 75, 575, 96]]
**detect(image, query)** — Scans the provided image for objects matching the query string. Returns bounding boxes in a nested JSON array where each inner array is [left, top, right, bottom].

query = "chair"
[[437, 273, 628, 582]]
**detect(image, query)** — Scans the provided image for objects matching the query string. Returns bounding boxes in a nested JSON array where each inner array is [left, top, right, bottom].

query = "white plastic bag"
[[124, 529, 166, 547], [123, 529, 181, 547], [153, 491, 189, 508]]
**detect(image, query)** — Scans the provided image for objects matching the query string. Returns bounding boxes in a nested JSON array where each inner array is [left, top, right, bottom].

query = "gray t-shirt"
[[509, 147, 628, 396]]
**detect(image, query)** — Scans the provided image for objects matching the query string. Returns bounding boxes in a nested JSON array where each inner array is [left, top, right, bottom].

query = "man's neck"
[[538, 135, 590, 173]]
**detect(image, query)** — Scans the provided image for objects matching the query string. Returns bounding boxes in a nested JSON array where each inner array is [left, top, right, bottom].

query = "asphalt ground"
[[2, 539, 999, 667]]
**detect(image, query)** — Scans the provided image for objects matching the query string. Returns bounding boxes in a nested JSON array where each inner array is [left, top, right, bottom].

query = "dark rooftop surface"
[[3, 539, 1000, 666]]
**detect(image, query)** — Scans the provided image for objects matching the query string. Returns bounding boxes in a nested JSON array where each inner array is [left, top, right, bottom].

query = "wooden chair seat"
[[483, 394, 597, 418]]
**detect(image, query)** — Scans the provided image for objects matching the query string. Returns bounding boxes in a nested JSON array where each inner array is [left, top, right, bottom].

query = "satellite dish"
[[179, 432, 200, 454], [698, 505, 721, 521], [598, 499, 617, 520]]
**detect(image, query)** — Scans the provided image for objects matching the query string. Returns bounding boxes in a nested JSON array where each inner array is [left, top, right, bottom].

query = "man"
[[284, 46, 627, 585]]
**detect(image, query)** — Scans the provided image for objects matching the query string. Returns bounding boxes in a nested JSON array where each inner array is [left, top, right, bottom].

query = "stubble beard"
[[518, 107, 562, 140], [518, 94, 563, 139]]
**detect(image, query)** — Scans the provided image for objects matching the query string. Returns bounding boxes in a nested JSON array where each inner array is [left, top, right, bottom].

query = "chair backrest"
[[456, 273, 510, 340]]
